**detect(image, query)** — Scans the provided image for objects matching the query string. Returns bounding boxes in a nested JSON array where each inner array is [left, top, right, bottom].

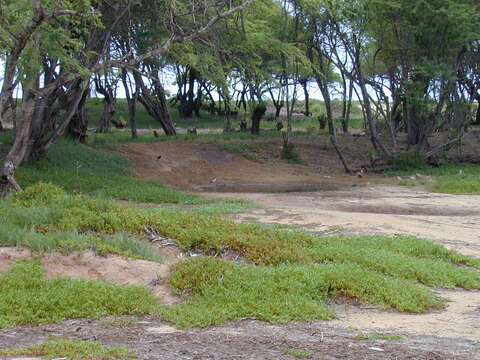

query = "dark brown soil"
[[116, 135, 391, 192]]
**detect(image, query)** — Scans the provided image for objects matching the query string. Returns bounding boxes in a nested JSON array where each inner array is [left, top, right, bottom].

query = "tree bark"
[[301, 80, 310, 116], [251, 103, 267, 135], [133, 71, 176, 136], [95, 74, 117, 133], [0, 97, 36, 195], [64, 82, 90, 143], [316, 79, 334, 135]]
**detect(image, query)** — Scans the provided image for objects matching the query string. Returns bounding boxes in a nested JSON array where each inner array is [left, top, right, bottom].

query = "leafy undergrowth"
[[2, 183, 479, 329], [89, 129, 288, 146], [0, 338, 137, 360], [0, 262, 158, 328], [0, 184, 162, 260], [387, 152, 480, 194]]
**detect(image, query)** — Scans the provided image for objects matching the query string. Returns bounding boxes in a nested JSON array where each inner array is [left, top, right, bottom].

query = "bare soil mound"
[[116, 139, 377, 192], [0, 248, 181, 305]]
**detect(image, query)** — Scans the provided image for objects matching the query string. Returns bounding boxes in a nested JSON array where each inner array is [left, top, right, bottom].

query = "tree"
[[0, 0, 255, 195]]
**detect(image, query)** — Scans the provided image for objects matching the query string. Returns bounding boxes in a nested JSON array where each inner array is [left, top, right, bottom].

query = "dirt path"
[[1, 317, 478, 359]]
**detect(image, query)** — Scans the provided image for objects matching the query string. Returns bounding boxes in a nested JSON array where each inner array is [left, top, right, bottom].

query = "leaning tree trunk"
[[316, 79, 334, 135], [65, 81, 90, 142], [0, 97, 37, 196], [133, 71, 176, 136]]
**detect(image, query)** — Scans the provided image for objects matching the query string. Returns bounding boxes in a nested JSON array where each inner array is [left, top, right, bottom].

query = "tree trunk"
[[275, 105, 282, 118], [133, 71, 176, 136], [341, 76, 353, 133], [120, 69, 138, 138], [128, 99, 137, 138], [178, 68, 198, 118], [403, 74, 430, 148], [96, 96, 115, 133], [301, 80, 310, 116], [406, 105, 421, 146], [65, 81, 90, 143], [316, 79, 334, 135], [251, 103, 267, 135], [0, 98, 36, 196]]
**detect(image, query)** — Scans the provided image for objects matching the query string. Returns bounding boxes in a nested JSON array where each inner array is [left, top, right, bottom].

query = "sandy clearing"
[[208, 185, 480, 258]]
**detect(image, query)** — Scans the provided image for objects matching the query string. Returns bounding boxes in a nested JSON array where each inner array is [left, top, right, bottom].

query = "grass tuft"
[[1, 182, 479, 330], [283, 348, 312, 358], [0, 262, 158, 328], [387, 159, 480, 195], [0, 338, 137, 360]]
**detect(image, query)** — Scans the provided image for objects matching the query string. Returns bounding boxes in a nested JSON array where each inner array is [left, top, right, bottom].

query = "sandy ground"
[[210, 185, 480, 258], [1, 317, 478, 359], [204, 185, 480, 343], [116, 140, 350, 190]]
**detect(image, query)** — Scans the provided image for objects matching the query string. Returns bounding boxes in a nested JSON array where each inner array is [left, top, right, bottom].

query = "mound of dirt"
[[117, 139, 375, 191], [0, 248, 181, 305]]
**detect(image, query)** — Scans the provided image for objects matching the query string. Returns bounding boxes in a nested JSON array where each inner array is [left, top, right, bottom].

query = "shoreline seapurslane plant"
[[1, 182, 478, 329]]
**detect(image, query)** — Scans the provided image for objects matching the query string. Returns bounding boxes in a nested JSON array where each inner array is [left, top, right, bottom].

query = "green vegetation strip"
[[388, 151, 480, 194], [0, 338, 137, 360], [0, 262, 158, 328], [1, 183, 479, 329], [163, 257, 443, 328]]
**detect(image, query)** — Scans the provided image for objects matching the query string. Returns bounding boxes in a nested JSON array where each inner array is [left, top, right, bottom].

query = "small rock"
[[369, 347, 384, 352], [146, 326, 181, 334]]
